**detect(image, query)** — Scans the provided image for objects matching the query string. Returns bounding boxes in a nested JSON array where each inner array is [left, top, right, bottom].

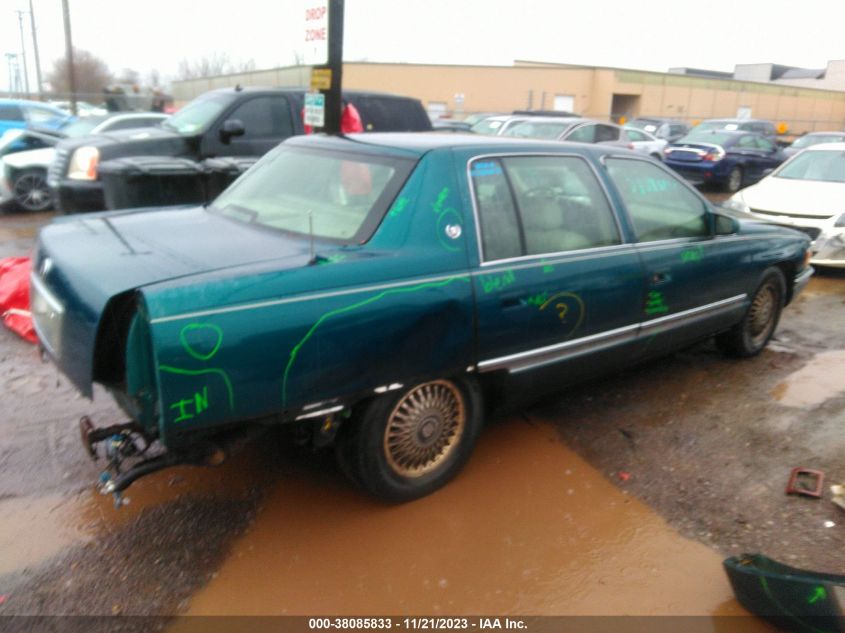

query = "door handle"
[[650, 271, 671, 285]]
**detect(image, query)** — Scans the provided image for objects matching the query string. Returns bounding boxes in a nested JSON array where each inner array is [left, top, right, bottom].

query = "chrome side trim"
[[150, 273, 469, 324], [639, 294, 747, 336], [477, 322, 640, 374], [478, 294, 747, 374], [295, 405, 344, 421]]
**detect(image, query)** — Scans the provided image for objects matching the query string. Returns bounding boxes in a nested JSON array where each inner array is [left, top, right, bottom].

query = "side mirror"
[[713, 212, 739, 236], [219, 119, 246, 144]]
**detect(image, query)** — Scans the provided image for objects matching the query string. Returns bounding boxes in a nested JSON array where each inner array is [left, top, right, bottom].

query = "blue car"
[[0, 99, 72, 138], [663, 130, 785, 192]]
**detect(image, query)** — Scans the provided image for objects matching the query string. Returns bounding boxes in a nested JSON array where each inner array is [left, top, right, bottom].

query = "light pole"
[[61, 0, 77, 115], [29, 0, 44, 98], [15, 10, 31, 95]]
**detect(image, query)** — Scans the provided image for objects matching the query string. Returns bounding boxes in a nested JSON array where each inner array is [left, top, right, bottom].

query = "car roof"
[[702, 118, 771, 124], [287, 131, 630, 159], [803, 141, 845, 152]]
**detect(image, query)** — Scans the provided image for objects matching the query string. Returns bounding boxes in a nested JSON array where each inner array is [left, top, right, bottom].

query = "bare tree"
[[116, 67, 141, 85], [176, 52, 257, 80], [46, 48, 112, 97]]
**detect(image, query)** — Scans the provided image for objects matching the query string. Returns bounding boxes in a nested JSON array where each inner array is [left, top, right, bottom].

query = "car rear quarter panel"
[[140, 150, 478, 446]]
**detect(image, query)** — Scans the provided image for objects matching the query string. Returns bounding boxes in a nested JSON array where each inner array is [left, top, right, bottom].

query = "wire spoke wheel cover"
[[747, 281, 778, 347], [383, 380, 466, 478]]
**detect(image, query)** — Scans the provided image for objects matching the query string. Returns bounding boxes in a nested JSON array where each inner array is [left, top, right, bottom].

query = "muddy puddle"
[[178, 420, 763, 621], [771, 350, 845, 408], [0, 447, 267, 577]]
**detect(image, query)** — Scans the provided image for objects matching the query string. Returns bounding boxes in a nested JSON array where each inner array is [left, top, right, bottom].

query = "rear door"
[[469, 153, 645, 376]]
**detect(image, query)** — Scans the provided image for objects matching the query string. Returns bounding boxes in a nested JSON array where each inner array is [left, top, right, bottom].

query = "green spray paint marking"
[[480, 269, 516, 294], [429, 187, 462, 252], [316, 254, 348, 266], [759, 576, 829, 633], [281, 276, 470, 405], [169, 386, 210, 423], [542, 265, 555, 274], [680, 246, 704, 263], [179, 323, 223, 361], [160, 366, 235, 412], [388, 196, 411, 218], [521, 291, 550, 307], [808, 586, 827, 605], [645, 291, 668, 315], [431, 187, 450, 215]]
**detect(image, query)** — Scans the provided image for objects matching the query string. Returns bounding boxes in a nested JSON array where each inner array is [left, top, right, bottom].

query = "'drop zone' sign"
[[303, 2, 329, 65]]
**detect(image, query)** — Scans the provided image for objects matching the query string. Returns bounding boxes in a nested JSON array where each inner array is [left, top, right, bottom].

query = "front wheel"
[[13, 169, 52, 212], [717, 267, 785, 357], [335, 377, 483, 502]]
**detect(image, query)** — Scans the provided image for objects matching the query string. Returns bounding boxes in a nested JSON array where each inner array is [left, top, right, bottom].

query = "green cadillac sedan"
[[30, 133, 812, 502]]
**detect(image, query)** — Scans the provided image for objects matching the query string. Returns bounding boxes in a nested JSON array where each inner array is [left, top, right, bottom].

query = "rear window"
[[210, 145, 415, 242]]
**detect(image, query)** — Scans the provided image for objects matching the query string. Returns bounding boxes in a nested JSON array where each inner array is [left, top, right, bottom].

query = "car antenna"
[[308, 210, 316, 264]]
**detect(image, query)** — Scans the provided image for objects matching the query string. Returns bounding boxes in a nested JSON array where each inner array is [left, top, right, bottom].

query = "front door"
[[468, 154, 645, 377], [603, 156, 749, 355]]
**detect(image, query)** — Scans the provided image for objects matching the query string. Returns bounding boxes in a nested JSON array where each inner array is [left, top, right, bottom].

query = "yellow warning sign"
[[310, 69, 332, 91]]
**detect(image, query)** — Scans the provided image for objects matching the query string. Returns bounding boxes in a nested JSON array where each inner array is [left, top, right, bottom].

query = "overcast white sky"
[[1, 0, 843, 93]]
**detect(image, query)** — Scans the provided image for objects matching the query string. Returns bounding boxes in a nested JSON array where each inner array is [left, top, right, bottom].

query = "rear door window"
[[0, 104, 24, 121], [471, 155, 620, 260]]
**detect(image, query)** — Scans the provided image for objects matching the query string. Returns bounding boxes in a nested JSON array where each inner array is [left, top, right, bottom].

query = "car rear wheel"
[[717, 267, 785, 357], [725, 167, 743, 193], [12, 169, 52, 212], [335, 377, 483, 502]]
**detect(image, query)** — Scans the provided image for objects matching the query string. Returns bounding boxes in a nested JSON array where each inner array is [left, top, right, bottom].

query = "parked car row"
[[0, 112, 169, 211]]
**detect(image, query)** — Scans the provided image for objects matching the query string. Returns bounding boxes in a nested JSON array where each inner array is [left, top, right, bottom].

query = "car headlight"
[[67, 146, 100, 181], [720, 197, 750, 214], [835, 213, 845, 228]]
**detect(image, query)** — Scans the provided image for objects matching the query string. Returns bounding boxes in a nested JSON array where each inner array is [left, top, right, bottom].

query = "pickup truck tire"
[[335, 377, 483, 502], [716, 267, 785, 357]]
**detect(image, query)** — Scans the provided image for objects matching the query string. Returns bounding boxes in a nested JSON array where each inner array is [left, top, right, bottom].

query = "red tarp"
[[0, 257, 36, 343]]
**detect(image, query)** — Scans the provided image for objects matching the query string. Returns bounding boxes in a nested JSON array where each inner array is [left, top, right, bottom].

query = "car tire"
[[725, 167, 743, 193], [12, 169, 52, 212], [716, 267, 785, 358], [334, 376, 483, 502]]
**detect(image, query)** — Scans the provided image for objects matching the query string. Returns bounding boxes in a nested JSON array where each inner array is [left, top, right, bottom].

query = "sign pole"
[[323, 0, 343, 134]]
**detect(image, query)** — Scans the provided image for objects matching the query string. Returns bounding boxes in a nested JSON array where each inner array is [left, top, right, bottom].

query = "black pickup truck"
[[48, 86, 432, 213]]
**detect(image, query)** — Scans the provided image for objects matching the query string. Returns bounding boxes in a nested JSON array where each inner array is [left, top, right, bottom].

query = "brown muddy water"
[[176, 420, 762, 620], [771, 350, 845, 408]]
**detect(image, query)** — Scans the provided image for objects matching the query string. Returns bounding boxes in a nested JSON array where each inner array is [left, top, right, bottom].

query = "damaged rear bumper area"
[[79, 415, 265, 506]]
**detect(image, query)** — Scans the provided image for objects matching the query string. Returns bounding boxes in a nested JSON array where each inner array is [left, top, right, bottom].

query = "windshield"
[[693, 121, 737, 132], [60, 118, 101, 137], [791, 134, 845, 149], [627, 119, 659, 132], [502, 120, 574, 139], [161, 95, 230, 135], [471, 119, 507, 135], [210, 145, 415, 242], [677, 131, 734, 146], [774, 150, 845, 183]]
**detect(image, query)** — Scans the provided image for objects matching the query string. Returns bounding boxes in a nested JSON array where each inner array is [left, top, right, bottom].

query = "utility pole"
[[29, 0, 44, 98], [61, 0, 77, 115], [323, 0, 344, 134], [15, 10, 30, 96]]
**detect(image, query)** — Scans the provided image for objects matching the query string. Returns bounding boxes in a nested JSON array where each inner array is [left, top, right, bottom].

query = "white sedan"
[[624, 126, 667, 160], [722, 142, 845, 267]]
